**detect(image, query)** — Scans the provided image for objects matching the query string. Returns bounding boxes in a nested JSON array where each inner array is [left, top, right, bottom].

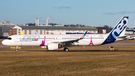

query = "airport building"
[[1, 24, 135, 37], [0, 20, 135, 37], [9, 25, 98, 36], [0, 21, 15, 37], [0, 20, 99, 37]]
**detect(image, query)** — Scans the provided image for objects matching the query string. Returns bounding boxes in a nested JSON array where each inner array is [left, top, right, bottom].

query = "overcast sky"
[[0, 0, 135, 28]]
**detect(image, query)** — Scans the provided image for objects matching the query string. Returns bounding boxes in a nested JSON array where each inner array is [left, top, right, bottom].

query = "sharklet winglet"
[[80, 31, 87, 39]]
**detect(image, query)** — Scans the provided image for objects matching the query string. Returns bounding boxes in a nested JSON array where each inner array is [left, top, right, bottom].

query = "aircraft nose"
[[2, 40, 9, 46]]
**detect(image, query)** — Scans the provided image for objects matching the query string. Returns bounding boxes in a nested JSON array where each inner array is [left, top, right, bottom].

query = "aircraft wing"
[[116, 35, 128, 41], [53, 31, 87, 44], [116, 35, 128, 39], [117, 35, 127, 38], [119, 35, 135, 40]]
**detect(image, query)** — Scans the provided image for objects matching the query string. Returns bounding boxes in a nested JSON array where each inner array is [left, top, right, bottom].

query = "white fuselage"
[[2, 34, 109, 47]]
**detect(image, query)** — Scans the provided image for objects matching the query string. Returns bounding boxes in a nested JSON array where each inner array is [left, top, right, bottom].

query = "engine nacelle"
[[47, 43, 59, 50]]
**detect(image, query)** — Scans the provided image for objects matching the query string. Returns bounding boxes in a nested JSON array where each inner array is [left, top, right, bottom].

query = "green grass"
[[0, 52, 135, 76]]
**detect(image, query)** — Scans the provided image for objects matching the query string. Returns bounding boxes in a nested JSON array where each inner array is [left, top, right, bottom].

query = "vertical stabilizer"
[[21, 30, 25, 35], [102, 16, 129, 44], [34, 30, 38, 34]]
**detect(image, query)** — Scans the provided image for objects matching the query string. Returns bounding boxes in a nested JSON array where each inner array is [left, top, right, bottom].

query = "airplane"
[[2, 16, 129, 51], [21, 30, 38, 35], [34, 30, 38, 35], [21, 30, 25, 35]]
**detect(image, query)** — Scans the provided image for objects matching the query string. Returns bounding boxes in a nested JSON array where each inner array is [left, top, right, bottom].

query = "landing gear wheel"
[[64, 48, 69, 52], [16, 46, 18, 52], [16, 49, 18, 52]]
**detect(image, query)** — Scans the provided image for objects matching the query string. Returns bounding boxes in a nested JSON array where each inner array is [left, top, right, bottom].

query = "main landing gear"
[[63, 45, 69, 51], [64, 48, 69, 52]]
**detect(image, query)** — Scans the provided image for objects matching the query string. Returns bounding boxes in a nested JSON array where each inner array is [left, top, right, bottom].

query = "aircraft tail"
[[102, 16, 129, 44], [34, 30, 38, 34], [21, 30, 25, 35]]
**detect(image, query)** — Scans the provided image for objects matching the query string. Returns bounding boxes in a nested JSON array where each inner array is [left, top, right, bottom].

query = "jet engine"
[[47, 43, 60, 50]]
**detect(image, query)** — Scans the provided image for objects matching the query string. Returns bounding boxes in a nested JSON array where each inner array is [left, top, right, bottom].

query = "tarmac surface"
[[0, 50, 135, 52], [0, 45, 10, 48], [1, 42, 135, 48], [0, 42, 135, 52]]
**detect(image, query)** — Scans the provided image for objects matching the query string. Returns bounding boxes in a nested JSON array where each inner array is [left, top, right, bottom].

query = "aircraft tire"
[[64, 48, 69, 52]]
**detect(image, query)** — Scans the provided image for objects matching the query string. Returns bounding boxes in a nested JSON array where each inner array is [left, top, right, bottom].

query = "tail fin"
[[102, 16, 129, 44], [21, 30, 25, 35], [34, 30, 38, 34]]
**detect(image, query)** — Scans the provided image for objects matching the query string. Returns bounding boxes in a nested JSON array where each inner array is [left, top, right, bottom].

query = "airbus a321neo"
[[2, 16, 129, 51]]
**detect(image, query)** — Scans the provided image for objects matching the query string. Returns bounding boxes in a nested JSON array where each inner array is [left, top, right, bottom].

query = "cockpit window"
[[7, 37, 12, 40]]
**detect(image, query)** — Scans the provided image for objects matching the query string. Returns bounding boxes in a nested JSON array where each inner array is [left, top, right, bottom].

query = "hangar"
[[9, 25, 98, 36]]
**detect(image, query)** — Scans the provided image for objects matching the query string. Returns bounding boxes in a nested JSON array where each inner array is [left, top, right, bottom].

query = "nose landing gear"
[[16, 46, 18, 52]]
